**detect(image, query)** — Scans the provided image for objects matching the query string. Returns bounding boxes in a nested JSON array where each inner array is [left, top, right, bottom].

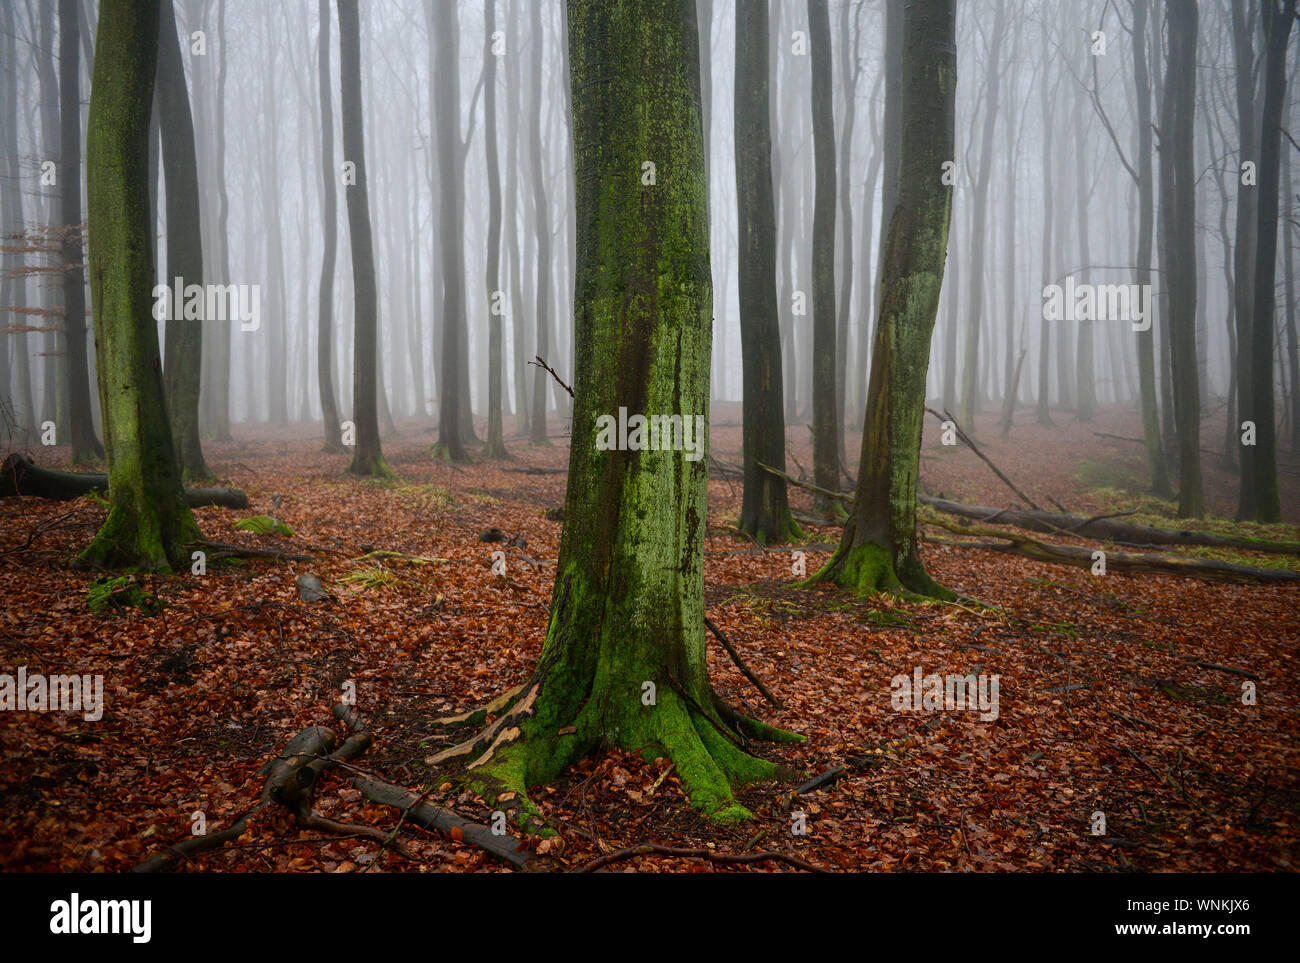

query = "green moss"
[[234, 515, 295, 537], [86, 575, 161, 615]]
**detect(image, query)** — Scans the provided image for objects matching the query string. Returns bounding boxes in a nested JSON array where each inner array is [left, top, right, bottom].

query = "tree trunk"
[[450, 0, 799, 830], [59, 0, 102, 464], [316, 0, 344, 453], [528, 0, 552, 446], [483, 0, 510, 459], [338, 0, 390, 477], [1246, 0, 1296, 520], [156, 0, 211, 482], [810, 0, 956, 597], [807, 0, 838, 512], [1160, 0, 1202, 518], [80, 0, 200, 571], [735, 0, 798, 544]]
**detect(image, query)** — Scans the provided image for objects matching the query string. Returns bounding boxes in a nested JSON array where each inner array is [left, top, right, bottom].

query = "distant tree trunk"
[[1159, 0, 1202, 518], [1230, 0, 1261, 516], [483, 0, 510, 459], [505, 0, 529, 437], [37, 2, 63, 435], [809, 0, 955, 597], [59, 0, 102, 464], [156, 0, 210, 482], [735, 0, 798, 545], [0, 0, 35, 441], [959, 0, 1005, 432], [807, 0, 838, 512], [80, 0, 200, 571], [338, 0, 390, 477], [1246, 0, 1297, 519], [203, 0, 232, 441], [1130, 0, 1170, 493], [834, 0, 861, 471], [1036, 50, 1056, 426], [317, 0, 344, 453], [853, 67, 884, 422], [1284, 84, 1300, 463], [428, 0, 469, 461], [456, 0, 797, 830], [528, 0, 551, 446]]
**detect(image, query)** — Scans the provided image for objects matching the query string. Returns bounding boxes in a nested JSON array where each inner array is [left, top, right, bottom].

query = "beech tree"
[[59, 0, 102, 464], [80, 0, 200, 571], [157, 0, 211, 482], [317, 0, 344, 454], [482, 0, 510, 459], [431, 0, 800, 827], [734, 0, 798, 544], [806, 0, 955, 597], [338, 0, 390, 477]]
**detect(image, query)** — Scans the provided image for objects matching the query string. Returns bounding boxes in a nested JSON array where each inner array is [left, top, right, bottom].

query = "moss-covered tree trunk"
[[734, 0, 798, 544], [338, 0, 390, 478], [157, 0, 212, 483], [59, 0, 103, 465], [807, 0, 955, 598], [80, 0, 200, 572], [438, 0, 798, 828], [316, 0, 344, 454]]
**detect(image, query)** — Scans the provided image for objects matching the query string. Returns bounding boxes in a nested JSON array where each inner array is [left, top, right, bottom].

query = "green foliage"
[[233, 515, 295, 537], [86, 576, 161, 616]]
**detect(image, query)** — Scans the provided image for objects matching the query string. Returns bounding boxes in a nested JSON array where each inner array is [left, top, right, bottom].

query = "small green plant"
[[234, 515, 295, 537], [339, 566, 401, 590], [86, 576, 162, 615]]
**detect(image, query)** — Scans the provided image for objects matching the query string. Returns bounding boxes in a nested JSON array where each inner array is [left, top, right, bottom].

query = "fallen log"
[[1, 453, 249, 509], [922, 513, 1300, 584], [919, 494, 1300, 557], [351, 776, 533, 870]]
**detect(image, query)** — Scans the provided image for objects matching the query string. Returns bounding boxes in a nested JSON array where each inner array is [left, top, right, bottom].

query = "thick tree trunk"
[[338, 0, 390, 477], [810, 0, 955, 597], [448, 0, 799, 830], [80, 0, 201, 571], [59, 0, 102, 464], [157, 0, 211, 482], [735, 0, 798, 545]]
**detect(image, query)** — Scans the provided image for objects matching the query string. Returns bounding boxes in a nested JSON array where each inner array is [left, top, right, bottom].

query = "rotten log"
[[920, 494, 1300, 557], [1, 453, 249, 509], [922, 513, 1300, 584]]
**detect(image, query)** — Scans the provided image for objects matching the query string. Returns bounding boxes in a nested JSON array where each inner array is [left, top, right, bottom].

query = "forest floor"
[[1, 401, 1297, 872]]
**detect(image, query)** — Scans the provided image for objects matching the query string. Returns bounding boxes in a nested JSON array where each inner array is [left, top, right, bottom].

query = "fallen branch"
[[705, 614, 782, 709], [1, 453, 249, 509], [924, 407, 1044, 511], [573, 842, 824, 873]]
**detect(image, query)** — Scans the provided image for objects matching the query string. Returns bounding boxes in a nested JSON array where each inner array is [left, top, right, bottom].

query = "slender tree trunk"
[[1160, 0, 1202, 518], [484, 0, 510, 458], [156, 0, 210, 481], [80, 0, 200, 571], [735, 0, 798, 544], [338, 0, 389, 477], [807, 0, 838, 512], [1246, 0, 1297, 520], [528, 0, 551, 446], [317, 0, 344, 452], [811, 0, 956, 598]]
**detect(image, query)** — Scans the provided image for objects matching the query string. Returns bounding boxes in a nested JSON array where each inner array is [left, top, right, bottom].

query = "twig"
[[704, 614, 783, 709], [529, 355, 574, 398], [573, 842, 824, 873]]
